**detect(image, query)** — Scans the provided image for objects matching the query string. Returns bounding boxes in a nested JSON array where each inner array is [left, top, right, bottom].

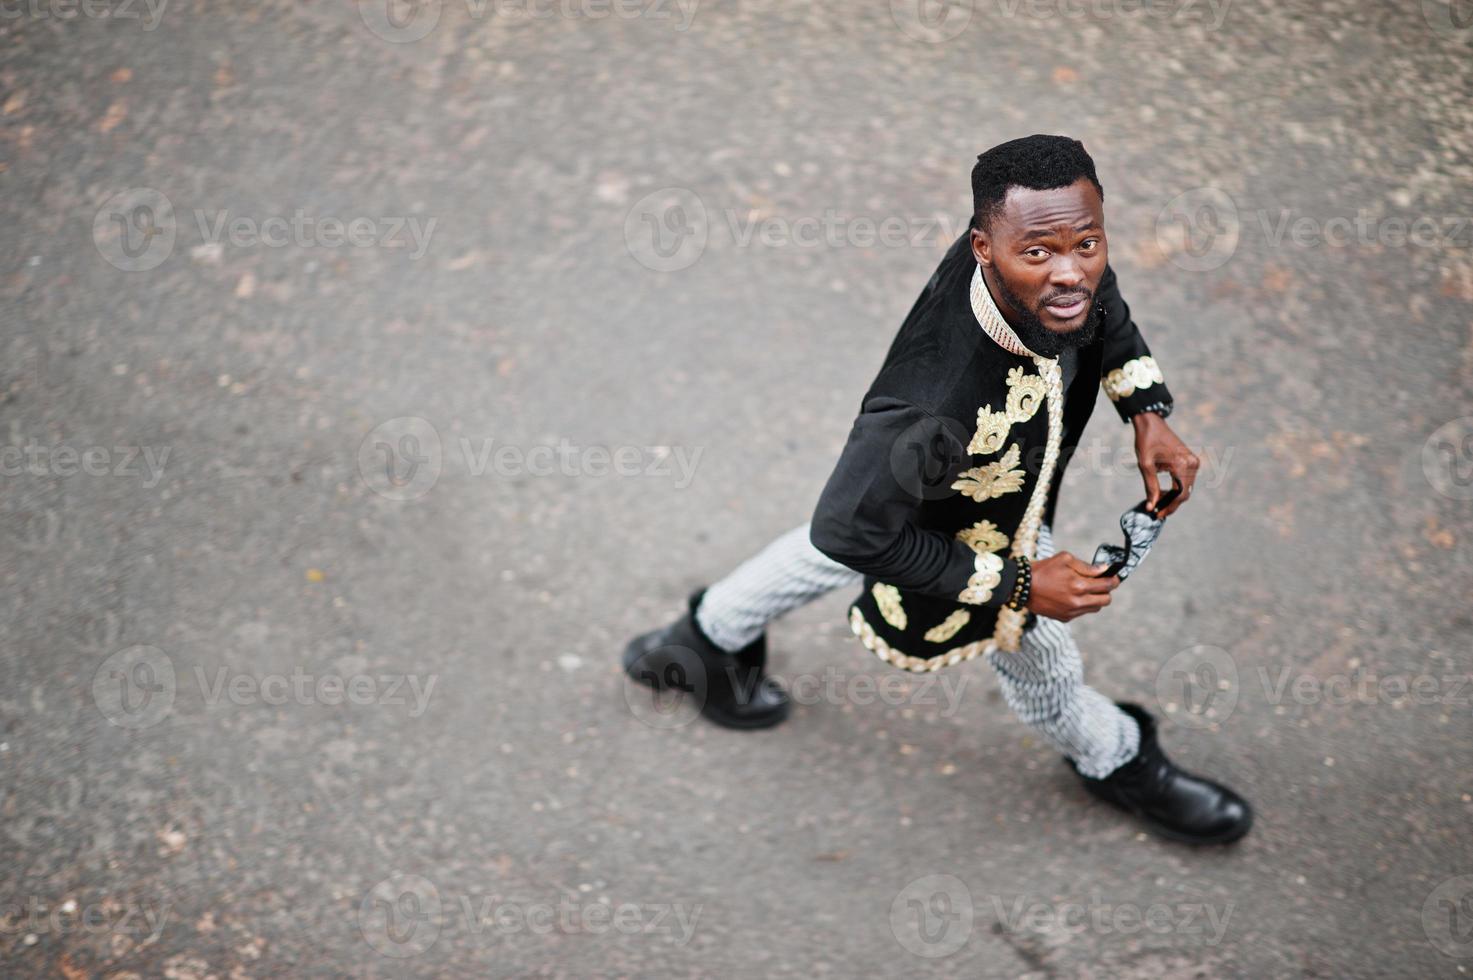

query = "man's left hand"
[[1132, 412, 1198, 517]]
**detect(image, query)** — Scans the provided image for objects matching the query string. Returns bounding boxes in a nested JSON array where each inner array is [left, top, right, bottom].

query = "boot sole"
[[622, 635, 790, 731]]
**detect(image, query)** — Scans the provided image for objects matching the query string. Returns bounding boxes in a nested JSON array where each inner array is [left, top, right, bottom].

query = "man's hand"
[[1027, 552, 1119, 621], [1132, 411, 1199, 517]]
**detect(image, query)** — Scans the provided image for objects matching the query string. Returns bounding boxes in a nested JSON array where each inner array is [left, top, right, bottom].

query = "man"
[[623, 135, 1252, 846]]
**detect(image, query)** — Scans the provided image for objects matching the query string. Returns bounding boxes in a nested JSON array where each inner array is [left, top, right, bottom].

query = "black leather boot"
[[1068, 702, 1253, 845], [622, 588, 790, 730]]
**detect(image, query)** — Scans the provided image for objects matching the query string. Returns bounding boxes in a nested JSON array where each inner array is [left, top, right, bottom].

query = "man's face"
[[970, 177, 1108, 358]]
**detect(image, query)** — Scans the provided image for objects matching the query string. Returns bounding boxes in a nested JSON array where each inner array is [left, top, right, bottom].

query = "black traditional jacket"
[[809, 229, 1173, 671]]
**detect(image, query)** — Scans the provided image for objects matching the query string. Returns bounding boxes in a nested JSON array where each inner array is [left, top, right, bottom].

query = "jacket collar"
[[969, 263, 1041, 358]]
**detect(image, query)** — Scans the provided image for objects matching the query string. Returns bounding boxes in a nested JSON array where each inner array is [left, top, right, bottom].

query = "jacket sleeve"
[[1097, 264, 1175, 422], [809, 395, 1019, 607]]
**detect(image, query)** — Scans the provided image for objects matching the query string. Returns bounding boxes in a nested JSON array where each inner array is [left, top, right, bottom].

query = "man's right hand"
[[1026, 552, 1119, 621]]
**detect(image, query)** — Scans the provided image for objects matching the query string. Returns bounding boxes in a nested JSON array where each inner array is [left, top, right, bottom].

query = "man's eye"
[[1025, 248, 1049, 259], [1079, 239, 1100, 251]]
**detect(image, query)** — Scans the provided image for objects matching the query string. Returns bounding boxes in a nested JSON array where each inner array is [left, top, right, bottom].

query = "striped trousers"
[[695, 522, 1140, 778]]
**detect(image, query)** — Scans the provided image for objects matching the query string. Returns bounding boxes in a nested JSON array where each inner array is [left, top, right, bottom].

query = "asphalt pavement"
[[2, 0, 1472, 976]]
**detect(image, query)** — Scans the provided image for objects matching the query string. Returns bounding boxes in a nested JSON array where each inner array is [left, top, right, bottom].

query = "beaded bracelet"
[[1006, 555, 1032, 611]]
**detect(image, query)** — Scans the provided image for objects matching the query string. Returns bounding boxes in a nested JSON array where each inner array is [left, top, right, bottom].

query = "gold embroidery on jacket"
[[1005, 366, 1047, 423], [957, 520, 1009, 556], [852, 606, 996, 673], [967, 405, 1011, 456], [925, 609, 971, 643], [952, 443, 1025, 502], [958, 552, 1004, 605], [1103, 355, 1164, 401], [968, 368, 1046, 458], [872, 583, 907, 630], [995, 357, 1065, 652]]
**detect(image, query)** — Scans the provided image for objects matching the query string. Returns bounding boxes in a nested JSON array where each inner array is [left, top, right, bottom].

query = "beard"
[[988, 265, 1101, 359]]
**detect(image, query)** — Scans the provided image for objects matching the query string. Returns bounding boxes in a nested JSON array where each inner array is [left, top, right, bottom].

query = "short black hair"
[[971, 135, 1103, 233]]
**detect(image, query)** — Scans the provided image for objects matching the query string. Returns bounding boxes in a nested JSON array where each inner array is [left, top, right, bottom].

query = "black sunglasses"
[[1091, 485, 1182, 580]]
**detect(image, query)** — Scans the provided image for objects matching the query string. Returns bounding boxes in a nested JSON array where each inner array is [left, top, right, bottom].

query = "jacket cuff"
[[1124, 399, 1173, 422], [1103, 356, 1173, 423], [954, 551, 1019, 607]]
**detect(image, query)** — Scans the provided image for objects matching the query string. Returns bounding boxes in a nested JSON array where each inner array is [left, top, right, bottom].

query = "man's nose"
[[1050, 256, 1086, 289]]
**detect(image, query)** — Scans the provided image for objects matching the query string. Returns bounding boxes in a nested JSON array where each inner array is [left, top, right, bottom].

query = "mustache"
[[1039, 288, 1092, 307]]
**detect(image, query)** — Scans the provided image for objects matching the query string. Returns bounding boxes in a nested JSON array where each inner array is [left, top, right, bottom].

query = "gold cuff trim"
[[1103, 356, 1164, 401], [958, 552, 1004, 605]]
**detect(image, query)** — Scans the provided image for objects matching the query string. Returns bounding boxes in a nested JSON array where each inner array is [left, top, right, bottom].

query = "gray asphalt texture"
[[3, 0, 1472, 976]]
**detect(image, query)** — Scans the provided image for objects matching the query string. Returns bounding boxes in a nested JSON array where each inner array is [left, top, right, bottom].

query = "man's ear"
[[970, 227, 991, 268]]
